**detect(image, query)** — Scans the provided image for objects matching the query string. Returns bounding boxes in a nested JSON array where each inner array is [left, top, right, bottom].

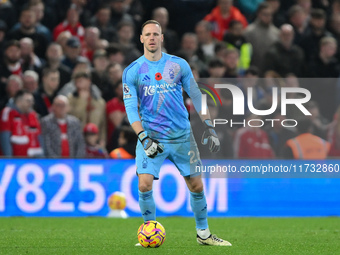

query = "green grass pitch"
[[0, 217, 339, 255]]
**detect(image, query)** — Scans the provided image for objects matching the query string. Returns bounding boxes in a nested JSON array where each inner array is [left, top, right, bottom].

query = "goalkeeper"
[[123, 20, 231, 246]]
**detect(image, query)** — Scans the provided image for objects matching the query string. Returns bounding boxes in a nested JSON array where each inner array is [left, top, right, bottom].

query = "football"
[[107, 191, 126, 210], [137, 221, 166, 248]]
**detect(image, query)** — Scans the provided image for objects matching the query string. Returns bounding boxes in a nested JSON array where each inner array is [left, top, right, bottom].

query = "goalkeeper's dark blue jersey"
[[123, 53, 202, 143]]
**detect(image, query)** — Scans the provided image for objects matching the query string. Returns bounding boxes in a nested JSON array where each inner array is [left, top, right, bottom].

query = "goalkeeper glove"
[[201, 119, 220, 153], [138, 131, 164, 158]]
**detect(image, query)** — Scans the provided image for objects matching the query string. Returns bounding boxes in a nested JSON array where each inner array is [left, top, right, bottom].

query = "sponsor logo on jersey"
[[123, 94, 132, 99], [143, 83, 178, 96]]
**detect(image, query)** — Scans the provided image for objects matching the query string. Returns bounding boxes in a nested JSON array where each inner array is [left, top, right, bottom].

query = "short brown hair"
[[5, 40, 20, 50], [288, 5, 304, 18], [117, 20, 135, 31], [141, 20, 162, 34], [223, 48, 240, 57], [72, 71, 91, 80], [256, 2, 270, 16], [310, 8, 326, 19]]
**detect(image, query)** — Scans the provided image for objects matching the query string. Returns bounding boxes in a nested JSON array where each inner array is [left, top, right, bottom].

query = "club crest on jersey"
[[155, 72, 162, 81], [123, 83, 130, 93], [169, 69, 175, 79]]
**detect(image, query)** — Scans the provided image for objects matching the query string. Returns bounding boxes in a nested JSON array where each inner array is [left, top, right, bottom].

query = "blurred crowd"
[[0, 0, 339, 159]]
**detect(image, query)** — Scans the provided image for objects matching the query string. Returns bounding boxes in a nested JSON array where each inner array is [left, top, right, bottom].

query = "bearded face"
[[20, 10, 36, 31], [5, 46, 21, 64]]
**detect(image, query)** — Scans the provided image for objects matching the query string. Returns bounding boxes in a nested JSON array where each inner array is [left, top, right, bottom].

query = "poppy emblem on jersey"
[[155, 72, 162, 81], [123, 83, 130, 93]]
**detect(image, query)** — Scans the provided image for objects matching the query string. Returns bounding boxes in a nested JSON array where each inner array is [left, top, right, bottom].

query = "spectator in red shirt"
[[0, 90, 43, 157], [204, 0, 248, 41], [84, 123, 108, 158], [106, 81, 126, 151], [19, 37, 43, 73], [82, 27, 100, 62], [233, 113, 275, 159], [41, 95, 85, 158], [53, 6, 85, 42]]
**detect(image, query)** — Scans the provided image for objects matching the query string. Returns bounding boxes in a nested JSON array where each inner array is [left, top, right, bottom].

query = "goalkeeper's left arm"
[[180, 59, 220, 153]]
